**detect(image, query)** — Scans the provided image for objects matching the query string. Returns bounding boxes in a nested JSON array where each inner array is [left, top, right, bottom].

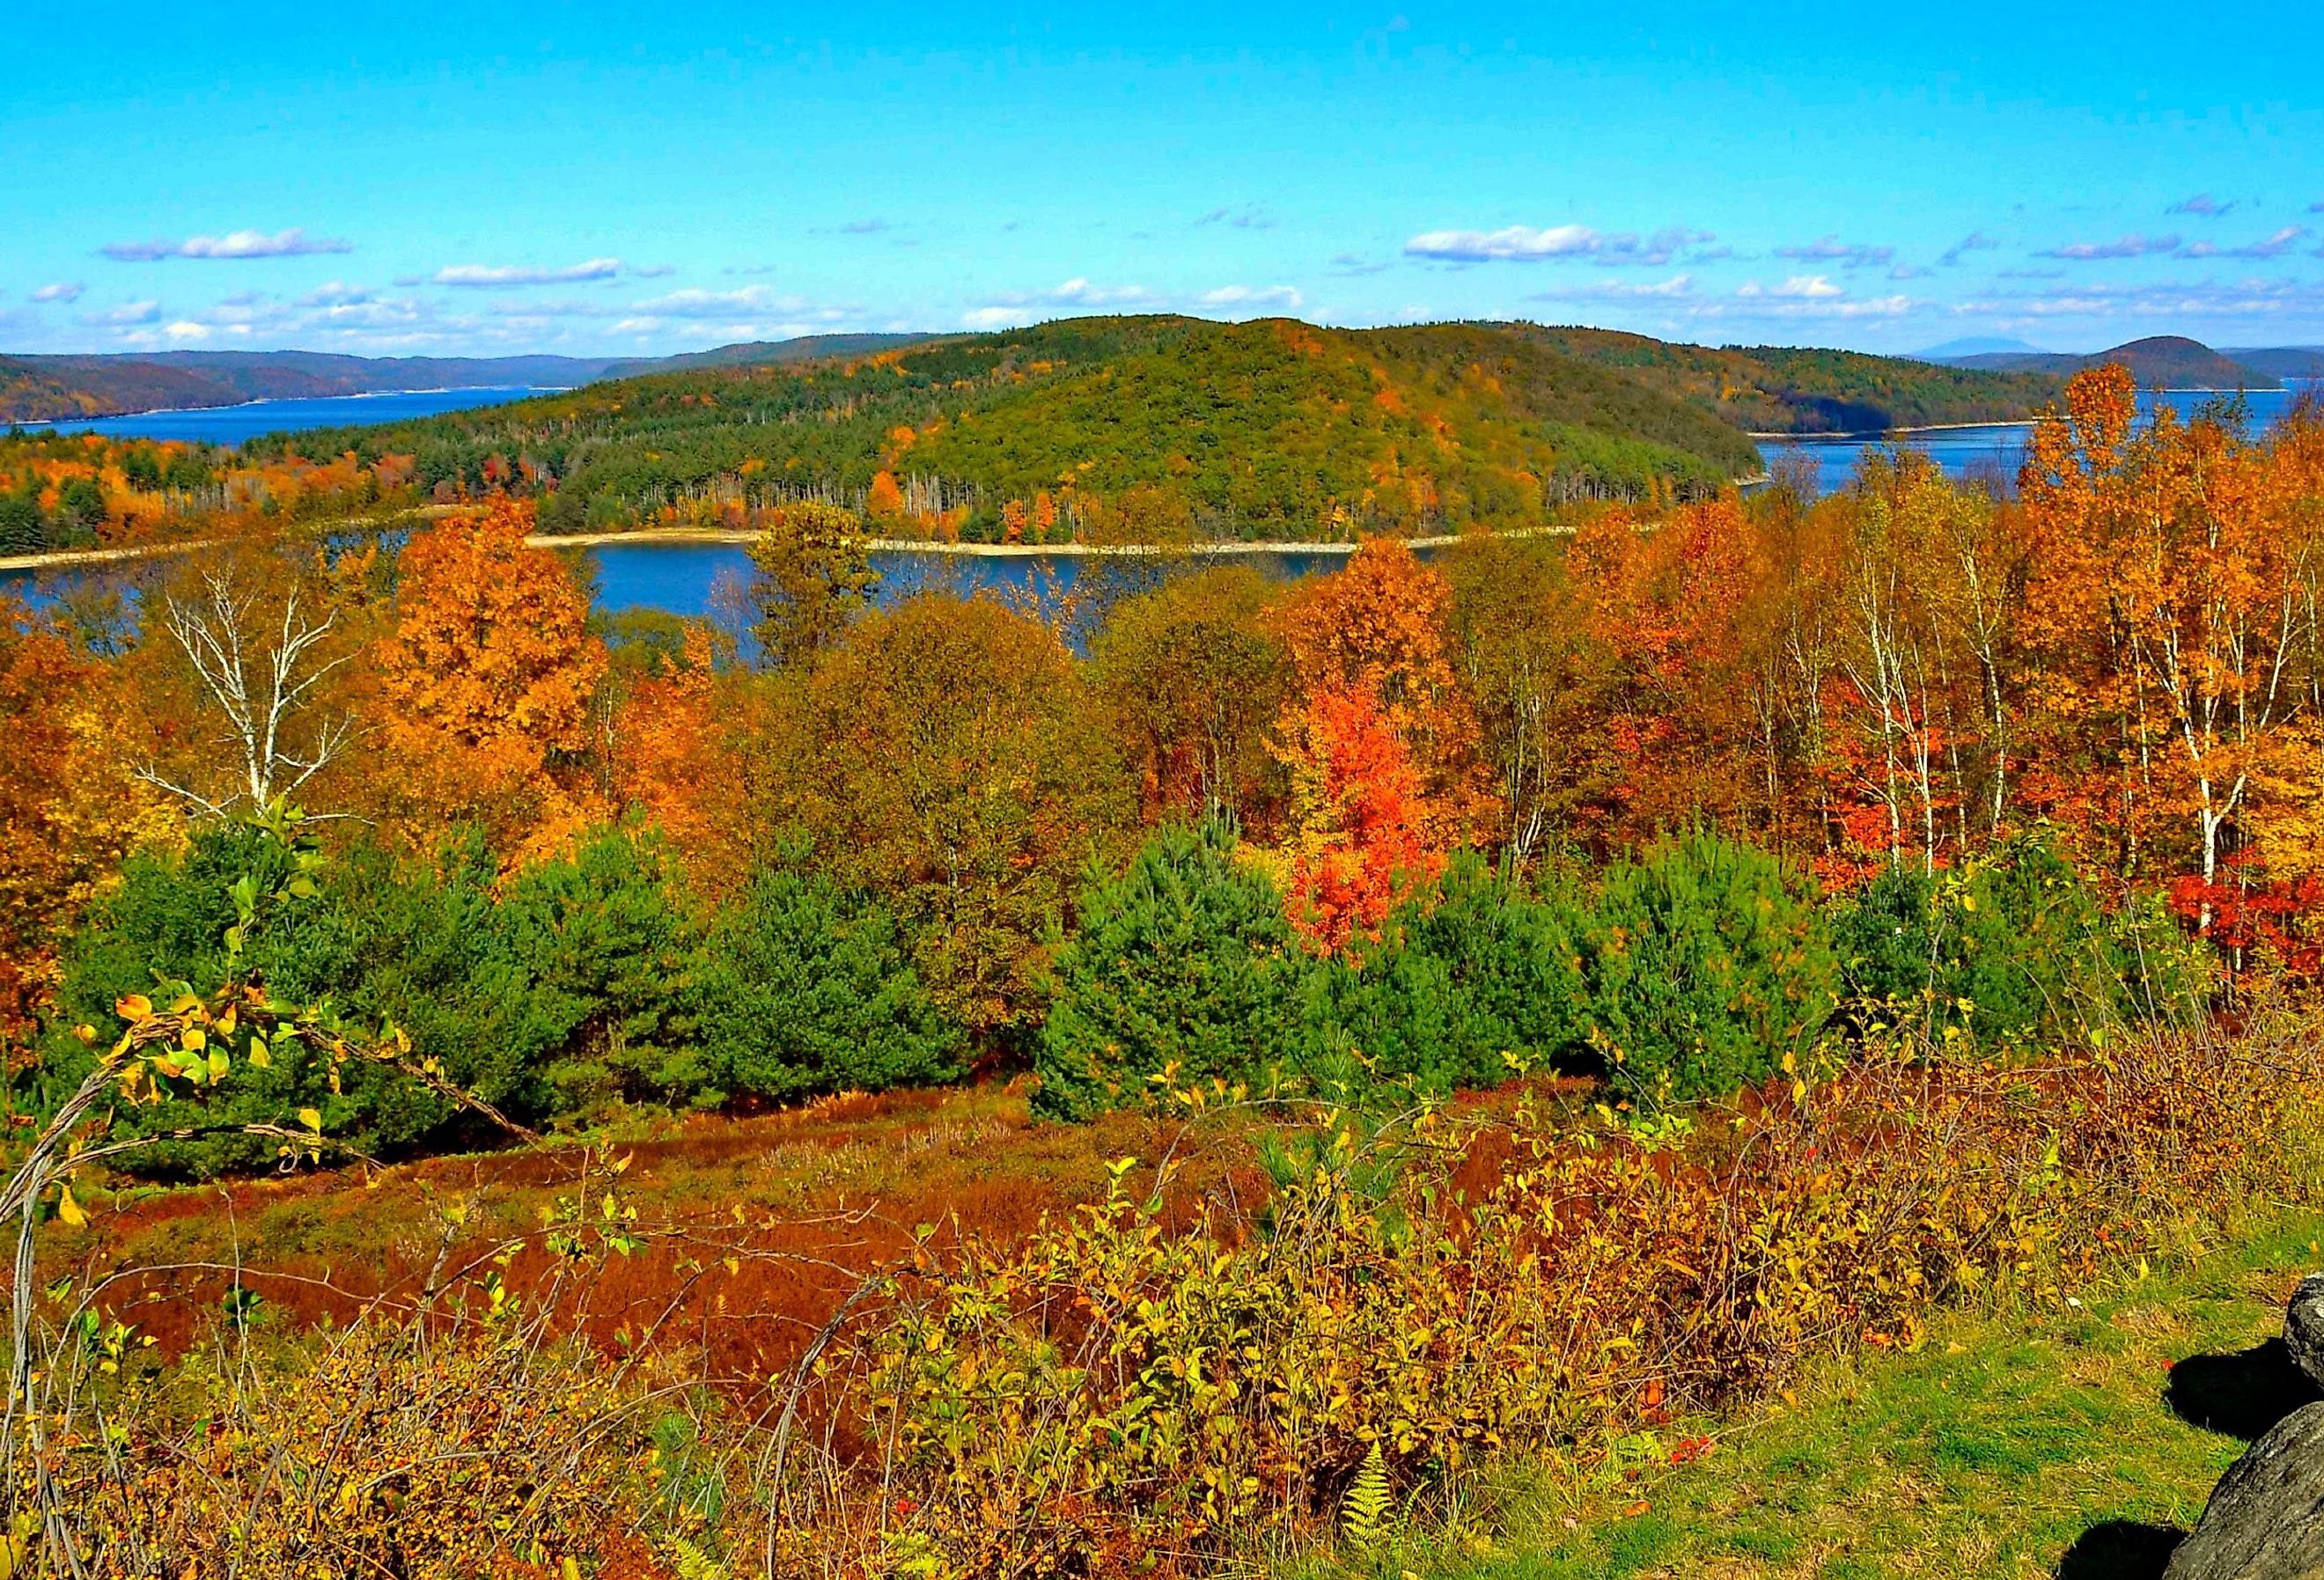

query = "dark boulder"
[[2162, 1400, 2324, 1580], [2285, 1274, 2324, 1391]]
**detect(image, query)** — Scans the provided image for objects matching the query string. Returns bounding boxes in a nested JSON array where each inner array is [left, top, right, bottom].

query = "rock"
[[2162, 1400, 2324, 1580], [2286, 1274, 2324, 1391]]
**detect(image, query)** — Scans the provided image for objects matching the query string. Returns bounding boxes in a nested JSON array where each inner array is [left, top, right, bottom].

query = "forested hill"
[[0, 350, 619, 422], [1499, 325, 2068, 434], [246, 316, 1769, 540]]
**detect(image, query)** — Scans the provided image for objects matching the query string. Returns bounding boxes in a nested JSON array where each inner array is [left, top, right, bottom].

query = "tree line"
[[2, 367, 2318, 1172]]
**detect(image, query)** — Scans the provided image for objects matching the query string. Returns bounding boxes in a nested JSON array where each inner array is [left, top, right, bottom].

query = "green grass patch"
[[1284, 1207, 2324, 1580]]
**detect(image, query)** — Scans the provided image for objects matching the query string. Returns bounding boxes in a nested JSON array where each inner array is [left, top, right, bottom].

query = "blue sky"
[[6, 2, 2322, 359]]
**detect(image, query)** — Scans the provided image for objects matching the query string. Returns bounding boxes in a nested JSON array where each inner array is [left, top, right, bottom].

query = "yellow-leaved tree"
[[374, 499, 609, 865]]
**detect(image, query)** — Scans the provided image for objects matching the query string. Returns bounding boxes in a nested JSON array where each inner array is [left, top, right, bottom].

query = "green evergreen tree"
[[1297, 853, 1590, 1094], [1035, 818, 1300, 1120], [1582, 831, 1838, 1105], [689, 868, 962, 1103]]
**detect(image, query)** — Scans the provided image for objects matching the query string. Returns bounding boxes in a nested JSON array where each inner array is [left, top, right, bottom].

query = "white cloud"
[[2035, 233, 2181, 261], [959, 276, 1322, 330], [103, 228, 352, 261], [1774, 236, 1895, 269], [1196, 284, 1304, 311], [1403, 224, 1714, 266], [1531, 276, 1698, 304], [1195, 205, 1277, 231], [2180, 226, 2310, 261], [2166, 193, 2235, 217], [77, 299, 162, 327], [30, 282, 85, 304], [628, 286, 784, 318], [1958, 275, 2324, 324], [960, 279, 1159, 327], [1738, 276, 1844, 300], [433, 258, 625, 289], [1938, 230, 2000, 268], [297, 281, 373, 307]]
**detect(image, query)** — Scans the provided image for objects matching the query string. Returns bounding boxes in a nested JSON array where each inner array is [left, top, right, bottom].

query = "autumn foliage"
[[11, 360, 2324, 1578], [376, 498, 610, 863]]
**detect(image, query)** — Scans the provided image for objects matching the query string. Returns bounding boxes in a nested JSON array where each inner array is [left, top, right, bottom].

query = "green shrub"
[[1833, 834, 2209, 1050], [44, 820, 721, 1171], [40, 826, 489, 1172], [1296, 853, 1589, 1094], [496, 825, 703, 1113], [689, 869, 963, 1105], [1582, 830, 1837, 1106], [1035, 819, 1301, 1120]]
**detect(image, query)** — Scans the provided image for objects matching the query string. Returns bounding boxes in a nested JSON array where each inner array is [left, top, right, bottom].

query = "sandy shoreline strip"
[[0, 521, 1587, 576]]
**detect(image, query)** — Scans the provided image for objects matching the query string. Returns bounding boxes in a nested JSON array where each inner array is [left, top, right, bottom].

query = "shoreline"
[[1748, 417, 2040, 440], [0, 521, 1586, 577], [536, 525, 1573, 556]]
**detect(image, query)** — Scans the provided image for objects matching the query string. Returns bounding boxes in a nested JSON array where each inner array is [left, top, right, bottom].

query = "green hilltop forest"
[[246, 317, 1775, 540], [1503, 325, 2070, 433], [237, 316, 2073, 540]]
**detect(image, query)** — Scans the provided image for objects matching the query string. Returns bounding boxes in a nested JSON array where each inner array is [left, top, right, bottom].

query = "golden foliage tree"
[[0, 604, 174, 1036], [374, 499, 609, 864], [2020, 370, 2324, 925]]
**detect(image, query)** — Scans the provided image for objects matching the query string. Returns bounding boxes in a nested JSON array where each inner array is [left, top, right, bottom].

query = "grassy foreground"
[[1289, 1204, 2324, 1580]]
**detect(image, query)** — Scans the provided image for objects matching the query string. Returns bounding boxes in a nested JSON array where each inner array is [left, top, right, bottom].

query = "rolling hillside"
[[2222, 345, 2324, 380], [245, 316, 1769, 540], [1941, 334, 2283, 389], [1500, 325, 2068, 434]]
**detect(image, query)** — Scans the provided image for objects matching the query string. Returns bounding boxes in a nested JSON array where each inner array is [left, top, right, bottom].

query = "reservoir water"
[[582, 539, 1351, 624], [12, 386, 556, 445], [1760, 383, 2321, 498]]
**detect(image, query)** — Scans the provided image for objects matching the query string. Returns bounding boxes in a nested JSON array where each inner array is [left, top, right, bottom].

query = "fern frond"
[[666, 1535, 728, 1580], [1341, 1439, 1395, 1552]]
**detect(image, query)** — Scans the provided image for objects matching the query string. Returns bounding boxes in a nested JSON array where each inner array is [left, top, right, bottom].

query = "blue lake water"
[[13, 386, 557, 446], [1756, 382, 2322, 498], [581, 539, 1351, 623]]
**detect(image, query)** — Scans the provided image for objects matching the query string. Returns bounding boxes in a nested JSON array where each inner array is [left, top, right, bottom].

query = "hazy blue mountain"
[[1915, 335, 2054, 361]]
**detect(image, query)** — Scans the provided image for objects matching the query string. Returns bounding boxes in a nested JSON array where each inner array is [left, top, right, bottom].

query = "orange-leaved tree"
[[1273, 682, 1440, 953], [2020, 368, 2324, 926], [374, 499, 609, 864], [606, 622, 747, 891], [0, 602, 176, 1040], [1270, 537, 1496, 890], [1569, 498, 1769, 843]]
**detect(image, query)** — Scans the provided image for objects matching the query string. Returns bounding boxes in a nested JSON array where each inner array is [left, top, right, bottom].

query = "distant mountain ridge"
[[1912, 335, 2054, 360], [0, 350, 623, 423], [1931, 334, 2285, 389], [0, 339, 942, 424], [2224, 346, 2324, 380]]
